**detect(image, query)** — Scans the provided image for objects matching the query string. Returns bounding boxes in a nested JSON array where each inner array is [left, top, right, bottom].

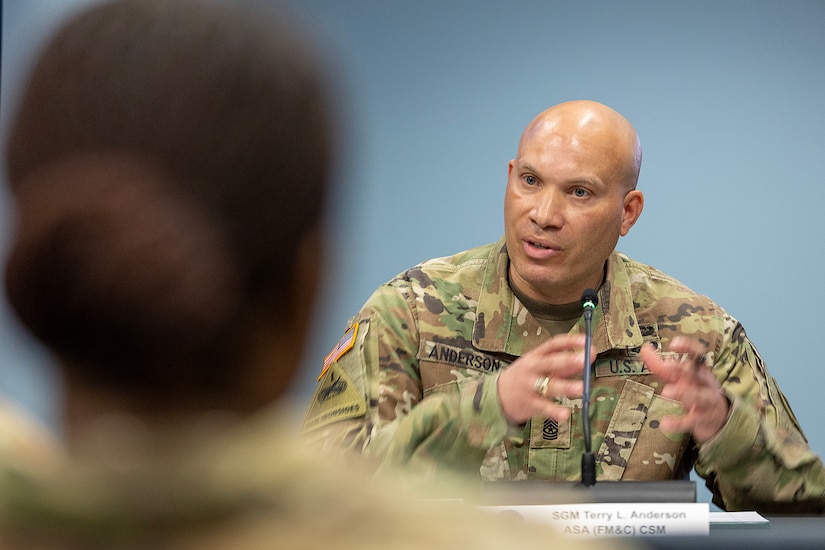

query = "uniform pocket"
[[598, 379, 691, 480]]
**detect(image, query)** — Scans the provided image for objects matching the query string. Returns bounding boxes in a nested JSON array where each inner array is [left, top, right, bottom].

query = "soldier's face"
[[504, 122, 643, 305]]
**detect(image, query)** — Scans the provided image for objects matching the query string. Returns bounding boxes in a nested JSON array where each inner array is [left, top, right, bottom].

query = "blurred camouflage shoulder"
[[0, 397, 61, 471]]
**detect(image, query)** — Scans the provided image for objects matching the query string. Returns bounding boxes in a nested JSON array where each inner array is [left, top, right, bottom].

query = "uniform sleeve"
[[301, 280, 420, 468], [380, 372, 510, 487], [0, 399, 61, 471], [302, 277, 514, 474], [694, 324, 825, 514]]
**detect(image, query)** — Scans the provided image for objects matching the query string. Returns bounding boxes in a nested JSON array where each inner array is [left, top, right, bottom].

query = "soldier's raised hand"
[[497, 333, 591, 425]]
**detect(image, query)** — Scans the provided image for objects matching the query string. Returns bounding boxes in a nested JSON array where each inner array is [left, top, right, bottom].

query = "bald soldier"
[[304, 100, 825, 514]]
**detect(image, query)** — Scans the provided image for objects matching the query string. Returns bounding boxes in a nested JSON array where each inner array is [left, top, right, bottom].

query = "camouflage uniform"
[[304, 238, 825, 513], [0, 398, 60, 470], [0, 405, 615, 550]]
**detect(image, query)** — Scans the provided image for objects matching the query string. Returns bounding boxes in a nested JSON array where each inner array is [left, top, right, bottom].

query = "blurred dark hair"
[[4, 0, 332, 396]]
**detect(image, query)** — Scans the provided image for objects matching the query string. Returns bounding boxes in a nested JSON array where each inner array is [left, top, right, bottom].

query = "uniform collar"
[[593, 252, 644, 353], [473, 238, 643, 356]]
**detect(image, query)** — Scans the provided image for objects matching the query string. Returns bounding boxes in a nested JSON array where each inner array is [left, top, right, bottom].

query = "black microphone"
[[580, 288, 598, 487]]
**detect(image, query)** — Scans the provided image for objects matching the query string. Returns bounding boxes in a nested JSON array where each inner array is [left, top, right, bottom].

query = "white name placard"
[[480, 502, 709, 538]]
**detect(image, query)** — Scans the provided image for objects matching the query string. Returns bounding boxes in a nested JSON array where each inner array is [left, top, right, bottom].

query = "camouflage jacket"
[[303, 238, 825, 513], [0, 405, 598, 550], [0, 398, 60, 470]]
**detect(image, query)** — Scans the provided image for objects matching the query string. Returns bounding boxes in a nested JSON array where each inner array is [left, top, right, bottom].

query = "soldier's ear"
[[620, 190, 644, 237]]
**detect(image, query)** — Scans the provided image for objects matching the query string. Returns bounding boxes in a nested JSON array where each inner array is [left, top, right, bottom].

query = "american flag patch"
[[317, 322, 359, 380]]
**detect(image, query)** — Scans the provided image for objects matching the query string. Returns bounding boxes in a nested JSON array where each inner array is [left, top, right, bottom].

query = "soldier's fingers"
[[661, 381, 725, 434], [533, 400, 572, 422], [518, 347, 586, 380], [645, 348, 709, 389], [643, 340, 710, 383], [537, 336, 588, 361], [670, 338, 711, 373], [545, 350, 588, 378], [528, 371, 582, 398], [668, 337, 708, 358], [662, 401, 727, 442], [534, 332, 587, 353], [640, 344, 681, 382], [552, 378, 583, 399], [660, 378, 697, 404], [694, 364, 722, 390], [660, 365, 721, 405]]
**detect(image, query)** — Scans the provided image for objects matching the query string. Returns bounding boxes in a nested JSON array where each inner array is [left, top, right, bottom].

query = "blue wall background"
[[3, 0, 825, 509]]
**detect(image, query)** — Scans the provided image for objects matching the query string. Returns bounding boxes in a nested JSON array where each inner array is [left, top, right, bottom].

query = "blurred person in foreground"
[[304, 99, 825, 514], [0, 397, 60, 470], [0, 1, 626, 548]]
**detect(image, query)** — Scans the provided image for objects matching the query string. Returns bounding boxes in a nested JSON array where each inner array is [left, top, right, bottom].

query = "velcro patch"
[[530, 407, 572, 449], [594, 357, 651, 378], [317, 322, 359, 381], [420, 340, 506, 373], [303, 363, 366, 432]]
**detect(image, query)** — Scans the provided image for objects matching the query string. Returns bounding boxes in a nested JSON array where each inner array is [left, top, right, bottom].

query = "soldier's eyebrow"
[[515, 160, 605, 189], [514, 161, 551, 181], [514, 160, 536, 174]]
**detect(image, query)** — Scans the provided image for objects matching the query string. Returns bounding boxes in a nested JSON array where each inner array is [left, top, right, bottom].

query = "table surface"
[[640, 516, 825, 549]]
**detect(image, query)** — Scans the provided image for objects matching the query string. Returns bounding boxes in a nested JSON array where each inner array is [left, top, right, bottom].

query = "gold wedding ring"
[[533, 375, 550, 397]]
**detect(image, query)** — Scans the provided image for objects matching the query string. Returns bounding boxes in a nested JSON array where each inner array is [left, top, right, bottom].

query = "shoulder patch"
[[317, 322, 359, 381], [303, 363, 367, 432]]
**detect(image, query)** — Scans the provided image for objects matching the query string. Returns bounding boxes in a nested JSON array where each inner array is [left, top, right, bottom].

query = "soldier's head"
[[504, 100, 644, 304], [4, 0, 335, 415]]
